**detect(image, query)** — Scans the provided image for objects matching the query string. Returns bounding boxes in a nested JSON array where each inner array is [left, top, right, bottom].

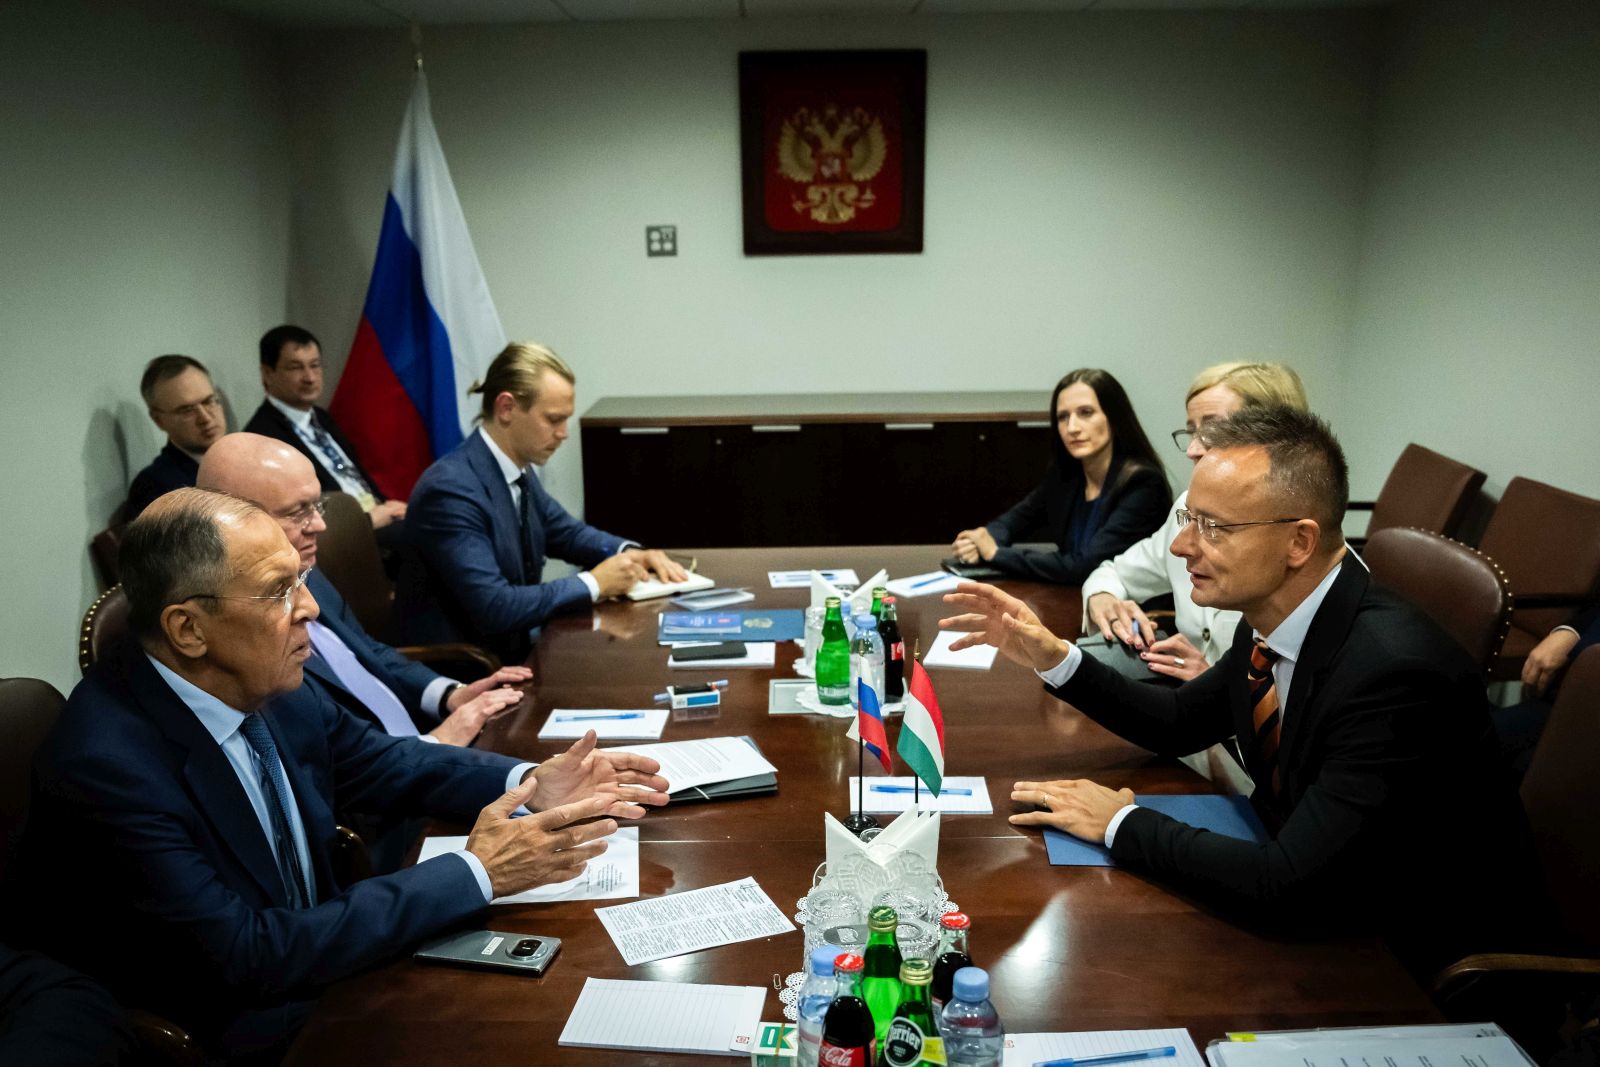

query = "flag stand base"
[[842, 813, 879, 837]]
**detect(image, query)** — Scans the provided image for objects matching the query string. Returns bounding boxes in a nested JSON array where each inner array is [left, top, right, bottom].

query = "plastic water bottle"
[[940, 967, 1004, 1067], [849, 614, 886, 710], [796, 944, 839, 1067]]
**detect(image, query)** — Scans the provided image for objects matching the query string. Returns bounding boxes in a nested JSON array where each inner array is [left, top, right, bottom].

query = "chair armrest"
[[331, 824, 374, 886], [1512, 594, 1592, 611], [1433, 952, 1600, 998], [397, 643, 503, 679], [127, 1009, 205, 1067]]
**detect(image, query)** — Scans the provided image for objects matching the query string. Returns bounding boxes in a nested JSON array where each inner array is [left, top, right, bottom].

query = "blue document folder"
[[1042, 794, 1266, 866], [658, 609, 805, 644]]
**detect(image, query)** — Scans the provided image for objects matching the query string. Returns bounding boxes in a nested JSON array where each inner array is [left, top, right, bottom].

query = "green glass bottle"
[[879, 959, 947, 1067], [870, 586, 887, 622], [861, 905, 904, 1050], [816, 596, 851, 706]]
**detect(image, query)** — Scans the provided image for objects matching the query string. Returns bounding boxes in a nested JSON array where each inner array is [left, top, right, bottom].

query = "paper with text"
[[1208, 1034, 1534, 1067], [595, 876, 795, 965], [416, 828, 638, 904], [603, 736, 778, 793], [559, 977, 765, 1056]]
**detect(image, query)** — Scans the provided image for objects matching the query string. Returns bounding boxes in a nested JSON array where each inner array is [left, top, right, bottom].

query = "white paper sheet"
[[603, 736, 778, 793], [416, 828, 639, 904], [1209, 1034, 1535, 1067], [769, 568, 858, 589], [538, 708, 669, 741], [559, 977, 766, 1056], [594, 876, 795, 965], [668, 641, 777, 669], [923, 629, 999, 670], [886, 571, 960, 598], [1005, 1028, 1204, 1067], [625, 572, 716, 601], [849, 775, 993, 814]]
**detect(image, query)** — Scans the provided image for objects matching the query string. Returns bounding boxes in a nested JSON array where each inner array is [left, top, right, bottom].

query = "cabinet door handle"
[[1015, 420, 1050, 429], [884, 422, 934, 431], [752, 424, 803, 433], [619, 427, 670, 435]]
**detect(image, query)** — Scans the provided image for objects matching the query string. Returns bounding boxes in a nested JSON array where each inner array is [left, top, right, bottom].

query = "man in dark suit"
[[125, 354, 226, 519], [402, 342, 686, 660], [941, 406, 1544, 977], [13, 489, 668, 1059], [0, 943, 131, 1065], [1495, 602, 1600, 774], [245, 324, 407, 537]]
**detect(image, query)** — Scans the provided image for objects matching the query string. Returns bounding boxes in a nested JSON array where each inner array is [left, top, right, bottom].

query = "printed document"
[[603, 736, 778, 793], [416, 828, 639, 904], [595, 876, 795, 965]]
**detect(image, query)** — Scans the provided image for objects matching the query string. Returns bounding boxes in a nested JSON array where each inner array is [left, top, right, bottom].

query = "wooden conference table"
[[286, 546, 1436, 1064]]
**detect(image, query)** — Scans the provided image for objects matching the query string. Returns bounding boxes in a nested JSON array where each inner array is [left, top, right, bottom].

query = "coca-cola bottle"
[[819, 952, 876, 1067]]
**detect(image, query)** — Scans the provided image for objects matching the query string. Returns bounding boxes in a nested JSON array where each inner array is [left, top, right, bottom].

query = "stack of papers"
[[923, 630, 999, 670], [603, 736, 778, 793], [416, 828, 640, 903], [1007, 1028, 1204, 1067], [594, 876, 795, 965], [849, 776, 993, 814], [560, 977, 765, 1057], [538, 708, 668, 741], [1206, 1024, 1533, 1067]]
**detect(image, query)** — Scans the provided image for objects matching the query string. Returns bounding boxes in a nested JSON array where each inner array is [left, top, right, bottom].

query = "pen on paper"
[[868, 784, 973, 795], [553, 712, 646, 722], [1033, 1046, 1177, 1067], [910, 574, 948, 589]]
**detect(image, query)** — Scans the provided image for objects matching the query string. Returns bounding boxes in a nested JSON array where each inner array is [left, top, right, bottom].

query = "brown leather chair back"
[[0, 677, 66, 884], [79, 586, 130, 674], [1478, 477, 1600, 677], [1363, 527, 1512, 673], [1520, 644, 1600, 954], [315, 491, 397, 642], [1368, 444, 1487, 540], [90, 522, 126, 592]]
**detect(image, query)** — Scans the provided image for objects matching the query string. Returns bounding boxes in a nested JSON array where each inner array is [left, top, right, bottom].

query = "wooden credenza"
[[579, 392, 1055, 547]]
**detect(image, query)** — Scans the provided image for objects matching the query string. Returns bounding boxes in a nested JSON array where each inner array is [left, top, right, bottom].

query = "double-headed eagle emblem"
[[775, 104, 888, 225]]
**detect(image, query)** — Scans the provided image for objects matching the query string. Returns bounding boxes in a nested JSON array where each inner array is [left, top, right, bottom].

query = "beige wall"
[[0, 0, 291, 692]]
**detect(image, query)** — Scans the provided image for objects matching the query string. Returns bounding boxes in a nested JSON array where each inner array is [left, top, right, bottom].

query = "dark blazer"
[[305, 568, 444, 732], [985, 453, 1172, 584], [401, 431, 624, 661], [0, 944, 131, 1066], [1049, 560, 1547, 977], [125, 441, 199, 519], [245, 398, 385, 500], [12, 641, 516, 1056], [1570, 602, 1600, 657]]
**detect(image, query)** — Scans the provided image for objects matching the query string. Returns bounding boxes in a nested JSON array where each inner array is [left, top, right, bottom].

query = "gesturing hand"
[[939, 582, 1072, 673], [532, 731, 671, 818], [1009, 778, 1134, 843], [465, 776, 617, 898], [447, 666, 534, 712]]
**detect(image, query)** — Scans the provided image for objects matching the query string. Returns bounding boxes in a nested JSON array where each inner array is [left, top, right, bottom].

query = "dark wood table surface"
[[286, 546, 1435, 1064]]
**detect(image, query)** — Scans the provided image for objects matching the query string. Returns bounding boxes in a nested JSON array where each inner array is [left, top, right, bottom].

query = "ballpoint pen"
[[552, 712, 646, 722], [910, 573, 949, 589], [868, 784, 973, 795], [1033, 1047, 1177, 1067]]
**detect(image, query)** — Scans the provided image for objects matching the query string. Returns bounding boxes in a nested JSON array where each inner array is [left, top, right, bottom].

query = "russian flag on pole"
[[329, 72, 506, 501], [896, 659, 946, 796], [847, 677, 893, 775]]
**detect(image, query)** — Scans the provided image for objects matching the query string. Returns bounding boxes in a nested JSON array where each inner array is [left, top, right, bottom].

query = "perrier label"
[[879, 959, 947, 1067]]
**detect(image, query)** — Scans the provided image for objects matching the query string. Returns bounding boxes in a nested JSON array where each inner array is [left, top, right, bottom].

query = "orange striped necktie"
[[1247, 637, 1284, 802]]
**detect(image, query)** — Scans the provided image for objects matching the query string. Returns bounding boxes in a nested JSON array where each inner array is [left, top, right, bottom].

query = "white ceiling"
[[200, 0, 1392, 28]]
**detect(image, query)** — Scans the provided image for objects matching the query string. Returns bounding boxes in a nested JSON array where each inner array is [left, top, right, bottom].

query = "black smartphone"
[[673, 641, 747, 661]]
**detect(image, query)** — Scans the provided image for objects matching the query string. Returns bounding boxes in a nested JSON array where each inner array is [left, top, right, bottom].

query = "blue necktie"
[[307, 621, 419, 737], [238, 715, 314, 908], [308, 418, 373, 496]]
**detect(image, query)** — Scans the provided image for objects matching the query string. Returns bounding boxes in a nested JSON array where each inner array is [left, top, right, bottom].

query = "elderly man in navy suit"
[[13, 489, 669, 1060], [402, 342, 686, 661]]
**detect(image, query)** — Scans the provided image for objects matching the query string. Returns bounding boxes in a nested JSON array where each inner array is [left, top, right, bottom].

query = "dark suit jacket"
[[305, 568, 444, 733], [244, 398, 385, 500], [986, 454, 1172, 584], [12, 641, 516, 1056], [1049, 560, 1546, 976], [0, 944, 131, 1066], [125, 441, 199, 519], [401, 431, 624, 661]]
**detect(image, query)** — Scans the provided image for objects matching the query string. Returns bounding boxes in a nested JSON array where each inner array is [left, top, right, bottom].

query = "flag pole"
[[912, 638, 922, 807], [844, 679, 879, 837]]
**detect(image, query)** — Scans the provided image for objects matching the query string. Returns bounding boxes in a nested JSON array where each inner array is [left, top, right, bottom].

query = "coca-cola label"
[[819, 1040, 872, 1067], [890, 640, 905, 662], [883, 1019, 946, 1065]]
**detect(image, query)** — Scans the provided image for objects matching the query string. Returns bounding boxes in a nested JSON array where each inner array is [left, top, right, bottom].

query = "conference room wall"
[[1345, 0, 1600, 500], [281, 10, 1377, 517], [0, 0, 291, 693]]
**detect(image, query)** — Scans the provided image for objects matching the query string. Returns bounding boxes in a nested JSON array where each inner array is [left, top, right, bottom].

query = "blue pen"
[[1131, 618, 1142, 648], [553, 712, 645, 722], [1033, 1047, 1176, 1067], [910, 573, 948, 589], [868, 784, 973, 795]]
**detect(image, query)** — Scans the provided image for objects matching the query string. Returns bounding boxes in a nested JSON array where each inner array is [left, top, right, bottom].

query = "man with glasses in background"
[[940, 406, 1545, 978], [125, 354, 226, 518]]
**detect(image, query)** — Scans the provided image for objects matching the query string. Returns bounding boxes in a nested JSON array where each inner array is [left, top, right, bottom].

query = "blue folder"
[[1042, 794, 1266, 866], [658, 609, 805, 644]]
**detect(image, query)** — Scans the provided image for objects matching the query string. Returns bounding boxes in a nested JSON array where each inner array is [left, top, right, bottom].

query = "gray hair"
[[1199, 406, 1349, 548], [119, 488, 265, 640]]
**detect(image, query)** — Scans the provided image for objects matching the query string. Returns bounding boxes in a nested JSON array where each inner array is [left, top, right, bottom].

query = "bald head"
[[197, 432, 326, 569]]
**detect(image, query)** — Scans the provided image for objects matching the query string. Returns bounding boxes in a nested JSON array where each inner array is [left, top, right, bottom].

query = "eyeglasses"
[[154, 394, 223, 421], [1175, 508, 1302, 544], [1170, 428, 1197, 452], [185, 568, 312, 618], [279, 498, 327, 530]]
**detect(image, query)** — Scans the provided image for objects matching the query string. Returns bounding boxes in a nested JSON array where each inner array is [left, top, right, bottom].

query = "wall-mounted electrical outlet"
[[646, 225, 677, 257]]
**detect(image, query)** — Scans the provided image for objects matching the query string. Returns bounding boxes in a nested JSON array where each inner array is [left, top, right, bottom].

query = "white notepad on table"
[[886, 571, 960, 598], [624, 572, 715, 601], [560, 977, 765, 1056], [537, 708, 668, 740], [923, 629, 998, 670], [1005, 1027, 1205, 1067], [849, 775, 993, 814]]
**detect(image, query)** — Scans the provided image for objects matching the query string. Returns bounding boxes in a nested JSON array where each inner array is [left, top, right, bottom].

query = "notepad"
[[625, 572, 716, 601], [594, 876, 795, 965], [922, 630, 998, 670], [1043, 795, 1267, 866], [559, 977, 766, 1056], [537, 708, 668, 740], [886, 571, 960, 598], [849, 775, 993, 814], [1007, 1027, 1205, 1067]]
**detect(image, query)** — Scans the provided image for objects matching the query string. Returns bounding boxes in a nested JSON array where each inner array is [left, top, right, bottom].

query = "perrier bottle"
[[861, 905, 903, 1049], [879, 959, 946, 1066]]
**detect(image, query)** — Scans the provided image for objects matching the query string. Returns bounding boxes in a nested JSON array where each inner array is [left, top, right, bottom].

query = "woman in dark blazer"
[[953, 368, 1171, 584]]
